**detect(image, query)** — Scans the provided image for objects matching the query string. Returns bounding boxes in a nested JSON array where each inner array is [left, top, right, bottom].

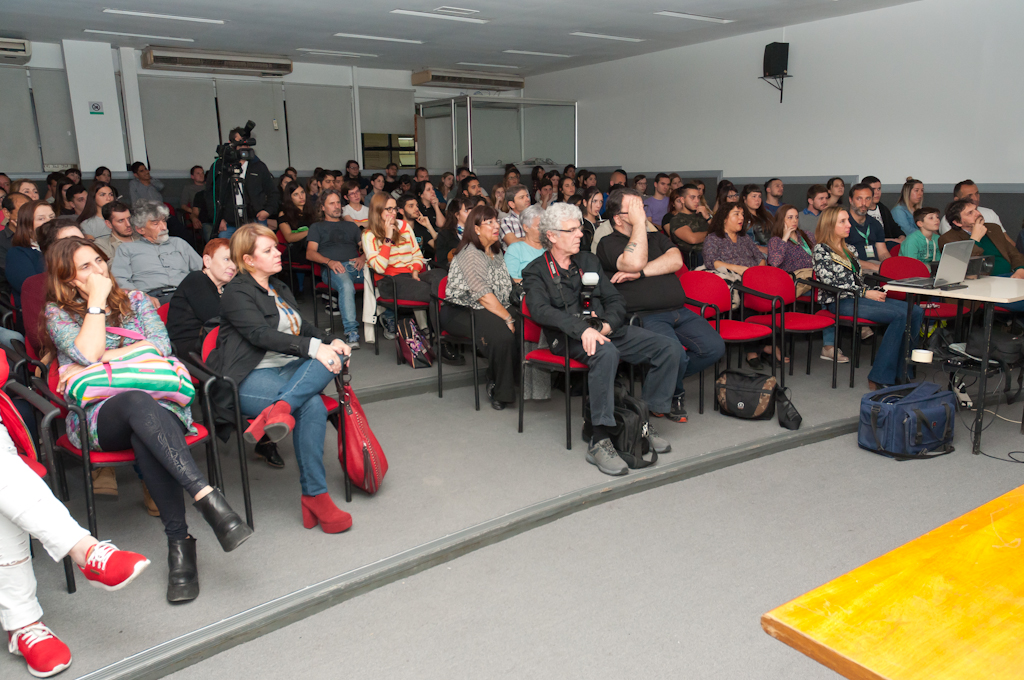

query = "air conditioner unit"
[[0, 39, 31, 65], [412, 69, 523, 91], [141, 47, 292, 77]]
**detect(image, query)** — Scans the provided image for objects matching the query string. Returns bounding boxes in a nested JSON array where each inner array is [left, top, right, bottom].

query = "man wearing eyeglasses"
[[522, 203, 680, 477], [598, 188, 724, 424]]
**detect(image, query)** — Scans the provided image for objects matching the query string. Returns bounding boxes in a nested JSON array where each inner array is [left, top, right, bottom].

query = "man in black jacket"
[[207, 127, 280, 238], [522, 203, 680, 476], [864, 175, 903, 243]]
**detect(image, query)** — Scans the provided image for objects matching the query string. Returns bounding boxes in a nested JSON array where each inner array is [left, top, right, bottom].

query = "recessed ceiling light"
[[334, 32, 423, 44], [83, 29, 194, 42], [435, 6, 480, 15], [654, 11, 734, 24], [570, 32, 645, 43], [102, 9, 224, 24], [504, 50, 572, 58], [390, 9, 488, 24], [298, 48, 377, 58], [457, 62, 519, 69]]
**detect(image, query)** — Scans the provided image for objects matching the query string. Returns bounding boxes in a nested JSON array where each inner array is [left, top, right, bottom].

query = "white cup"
[[911, 349, 933, 364]]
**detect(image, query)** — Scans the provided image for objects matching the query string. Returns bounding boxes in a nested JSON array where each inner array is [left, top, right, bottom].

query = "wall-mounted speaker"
[[763, 42, 789, 78]]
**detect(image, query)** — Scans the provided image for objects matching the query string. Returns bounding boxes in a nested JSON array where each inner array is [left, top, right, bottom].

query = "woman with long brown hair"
[[77, 181, 116, 238], [43, 237, 251, 602], [812, 206, 923, 389], [7, 200, 54, 305], [741, 183, 775, 247], [825, 177, 845, 207], [891, 177, 924, 238]]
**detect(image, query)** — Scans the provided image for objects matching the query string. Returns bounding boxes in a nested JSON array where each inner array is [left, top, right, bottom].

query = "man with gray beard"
[[111, 200, 203, 305]]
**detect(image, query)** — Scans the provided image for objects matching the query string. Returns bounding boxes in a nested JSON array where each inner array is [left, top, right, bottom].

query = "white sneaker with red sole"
[[8, 623, 72, 677], [78, 541, 150, 591]]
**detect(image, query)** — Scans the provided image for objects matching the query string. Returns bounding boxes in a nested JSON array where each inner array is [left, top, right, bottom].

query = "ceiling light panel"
[[102, 9, 224, 24], [434, 6, 480, 15], [84, 29, 194, 42], [504, 50, 572, 58], [654, 11, 734, 24], [334, 32, 423, 44], [298, 48, 377, 58], [457, 62, 519, 69], [390, 9, 489, 23], [570, 32, 645, 42]]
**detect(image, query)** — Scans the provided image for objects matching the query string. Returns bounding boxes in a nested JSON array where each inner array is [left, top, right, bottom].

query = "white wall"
[[61, 40, 126, 171], [525, 0, 1024, 186]]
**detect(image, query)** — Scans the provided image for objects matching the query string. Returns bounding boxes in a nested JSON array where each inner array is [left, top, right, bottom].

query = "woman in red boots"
[[212, 224, 353, 533]]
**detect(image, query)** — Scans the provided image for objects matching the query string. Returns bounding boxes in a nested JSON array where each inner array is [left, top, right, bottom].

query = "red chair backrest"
[[679, 271, 730, 317], [889, 242, 901, 257], [520, 299, 542, 343], [157, 303, 169, 324], [674, 262, 689, 285], [202, 325, 220, 362], [879, 255, 928, 301], [742, 266, 795, 312], [437, 275, 448, 301]]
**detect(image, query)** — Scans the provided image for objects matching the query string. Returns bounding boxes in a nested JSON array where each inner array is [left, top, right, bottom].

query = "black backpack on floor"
[[582, 378, 657, 469]]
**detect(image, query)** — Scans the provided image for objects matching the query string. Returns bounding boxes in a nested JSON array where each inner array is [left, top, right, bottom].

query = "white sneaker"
[[861, 326, 874, 340], [820, 346, 850, 363]]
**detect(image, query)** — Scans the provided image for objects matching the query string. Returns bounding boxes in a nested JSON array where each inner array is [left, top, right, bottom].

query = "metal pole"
[[574, 102, 578, 166], [466, 96, 474, 172], [450, 99, 457, 173]]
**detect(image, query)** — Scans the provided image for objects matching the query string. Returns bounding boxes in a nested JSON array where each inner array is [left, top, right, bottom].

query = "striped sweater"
[[363, 221, 426, 277]]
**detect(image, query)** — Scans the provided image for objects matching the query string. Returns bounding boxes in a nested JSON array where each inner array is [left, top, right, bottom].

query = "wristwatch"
[[87, 307, 104, 315]]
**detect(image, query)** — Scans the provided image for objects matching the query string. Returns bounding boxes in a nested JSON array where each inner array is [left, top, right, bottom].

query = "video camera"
[[216, 119, 257, 166]]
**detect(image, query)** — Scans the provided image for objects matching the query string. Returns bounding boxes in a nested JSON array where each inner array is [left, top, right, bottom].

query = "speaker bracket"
[[758, 74, 791, 103]]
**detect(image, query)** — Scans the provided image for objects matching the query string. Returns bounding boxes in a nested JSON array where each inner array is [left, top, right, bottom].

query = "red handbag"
[[337, 378, 388, 494]]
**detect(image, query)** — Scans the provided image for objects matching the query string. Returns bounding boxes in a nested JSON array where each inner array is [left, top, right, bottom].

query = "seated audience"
[[522, 203, 679, 476], [213, 224, 352, 533], [505, 204, 546, 282], [668, 173, 683, 192], [563, 164, 576, 182], [763, 178, 784, 215], [166, 238, 235, 358], [666, 183, 710, 257], [180, 165, 206, 234], [7, 201, 55, 305], [399, 193, 437, 261], [433, 198, 466, 270], [63, 184, 88, 218], [0, 174, 8, 193], [862, 175, 903, 242], [459, 175, 483, 201], [437, 172, 455, 204], [741, 184, 774, 247], [939, 199, 1024, 283], [579, 187, 605, 253], [50, 178, 73, 217], [503, 166, 521, 191], [390, 174, 412, 200], [414, 180, 446, 231], [363, 193, 442, 339], [344, 160, 370, 192], [110, 200, 202, 306], [128, 162, 164, 205], [45, 237, 252, 602], [0, 193, 30, 296], [900, 207, 942, 264], [305, 175, 321, 205], [844, 183, 891, 271], [305, 190, 365, 348], [367, 172, 387, 202], [891, 178, 924, 237], [490, 185, 508, 221], [813, 206, 923, 389], [643, 173, 671, 225], [341, 181, 369, 227], [711, 180, 738, 215], [44, 172, 64, 204], [692, 179, 712, 219], [443, 205, 519, 410], [76, 182, 116, 238], [382, 164, 399, 195], [597, 189, 724, 422], [939, 179, 1003, 234], [661, 188, 686, 228], [93, 201, 139, 260], [64, 169, 82, 186], [826, 177, 845, 207], [413, 167, 430, 184], [633, 174, 648, 196], [276, 181, 312, 278], [93, 166, 112, 185], [0, 416, 150, 678], [499, 185, 531, 248], [606, 169, 628, 198], [534, 178, 554, 208], [800, 184, 829, 235], [10, 180, 40, 202], [556, 177, 577, 204]]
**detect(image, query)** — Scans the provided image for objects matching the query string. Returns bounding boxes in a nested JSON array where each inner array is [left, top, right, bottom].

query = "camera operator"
[[206, 124, 279, 239], [522, 203, 680, 477]]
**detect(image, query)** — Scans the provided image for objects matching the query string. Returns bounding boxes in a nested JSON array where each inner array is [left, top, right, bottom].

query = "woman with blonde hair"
[[212, 224, 352, 532], [891, 177, 924, 237], [812, 206, 923, 389]]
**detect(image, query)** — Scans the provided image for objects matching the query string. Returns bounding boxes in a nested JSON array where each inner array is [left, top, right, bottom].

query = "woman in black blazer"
[[212, 224, 352, 533]]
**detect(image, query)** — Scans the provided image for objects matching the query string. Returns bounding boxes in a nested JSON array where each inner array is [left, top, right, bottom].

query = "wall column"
[[61, 40, 126, 170]]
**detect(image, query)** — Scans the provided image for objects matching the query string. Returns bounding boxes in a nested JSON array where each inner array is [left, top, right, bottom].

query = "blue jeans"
[[829, 297, 923, 385], [237, 358, 334, 496], [323, 262, 364, 336], [643, 308, 726, 396]]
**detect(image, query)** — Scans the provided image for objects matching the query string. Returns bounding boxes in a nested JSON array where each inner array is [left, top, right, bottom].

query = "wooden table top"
[[762, 484, 1024, 680]]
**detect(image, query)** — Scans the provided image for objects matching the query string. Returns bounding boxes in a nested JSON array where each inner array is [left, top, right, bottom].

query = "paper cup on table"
[[911, 349, 933, 364]]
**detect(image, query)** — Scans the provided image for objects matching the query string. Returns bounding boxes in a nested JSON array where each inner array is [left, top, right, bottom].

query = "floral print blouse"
[[45, 289, 195, 450], [811, 243, 880, 306]]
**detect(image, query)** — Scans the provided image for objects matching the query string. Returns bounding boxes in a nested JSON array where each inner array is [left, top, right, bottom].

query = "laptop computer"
[[891, 239, 974, 289]]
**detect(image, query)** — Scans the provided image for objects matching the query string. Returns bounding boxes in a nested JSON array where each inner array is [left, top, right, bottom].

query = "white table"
[[884, 277, 1024, 455]]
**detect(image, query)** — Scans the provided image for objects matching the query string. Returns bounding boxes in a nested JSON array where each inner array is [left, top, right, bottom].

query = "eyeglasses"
[[552, 227, 583, 235]]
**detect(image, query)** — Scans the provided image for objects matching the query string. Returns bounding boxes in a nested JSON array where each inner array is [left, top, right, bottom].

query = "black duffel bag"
[[966, 325, 1024, 364], [715, 370, 777, 420]]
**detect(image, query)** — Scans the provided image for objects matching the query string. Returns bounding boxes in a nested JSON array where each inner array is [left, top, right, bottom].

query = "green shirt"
[[978, 235, 1011, 276], [900, 230, 940, 263]]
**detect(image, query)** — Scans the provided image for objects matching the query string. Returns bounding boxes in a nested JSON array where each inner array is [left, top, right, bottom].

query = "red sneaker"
[[78, 541, 150, 591], [8, 623, 72, 677]]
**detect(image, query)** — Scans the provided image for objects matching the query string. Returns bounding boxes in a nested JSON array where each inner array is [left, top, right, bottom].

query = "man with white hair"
[[110, 200, 202, 305], [522, 202, 680, 477]]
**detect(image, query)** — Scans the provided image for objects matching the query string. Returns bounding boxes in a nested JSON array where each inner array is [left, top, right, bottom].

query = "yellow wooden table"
[[762, 484, 1024, 679]]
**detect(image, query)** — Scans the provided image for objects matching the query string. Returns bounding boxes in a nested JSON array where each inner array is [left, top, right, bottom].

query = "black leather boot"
[[194, 489, 253, 552], [167, 537, 199, 603]]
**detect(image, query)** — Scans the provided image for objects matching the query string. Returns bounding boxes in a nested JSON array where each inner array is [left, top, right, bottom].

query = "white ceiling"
[[3, 0, 919, 77]]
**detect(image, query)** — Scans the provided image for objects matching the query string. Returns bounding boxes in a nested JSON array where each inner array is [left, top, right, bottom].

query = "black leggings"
[[97, 391, 208, 540], [440, 305, 519, 403]]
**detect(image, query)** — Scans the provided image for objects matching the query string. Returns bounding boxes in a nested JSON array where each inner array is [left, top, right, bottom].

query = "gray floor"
[[166, 421, 1024, 680], [7, 327, 1019, 678]]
